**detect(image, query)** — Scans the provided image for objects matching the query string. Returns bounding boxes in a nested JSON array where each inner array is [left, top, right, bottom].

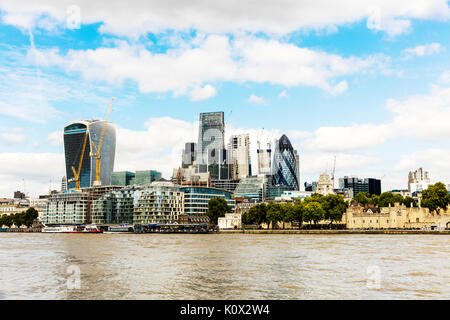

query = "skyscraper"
[[257, 142, 272, 175], [271, 134, 300, 191], [197, 112, 225, 168], [64, 120, 116, 190], [339, 176, 381, 196], [228, 134, 251, 179], [182, 142, 197, 168], [408, 168, 431, 193]]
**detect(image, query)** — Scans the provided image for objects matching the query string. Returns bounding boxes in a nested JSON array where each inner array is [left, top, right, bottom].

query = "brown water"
[[0, 233, 448, 300]]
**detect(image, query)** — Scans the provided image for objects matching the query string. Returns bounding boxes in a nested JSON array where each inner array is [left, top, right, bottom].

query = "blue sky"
[[0, 0, 450, 197]]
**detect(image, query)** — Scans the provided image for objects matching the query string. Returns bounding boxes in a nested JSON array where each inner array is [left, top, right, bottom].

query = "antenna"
[[332, 155, 336, 189]]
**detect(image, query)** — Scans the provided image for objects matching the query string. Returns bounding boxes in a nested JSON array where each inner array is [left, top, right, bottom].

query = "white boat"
[[42, 224, 103, 233]]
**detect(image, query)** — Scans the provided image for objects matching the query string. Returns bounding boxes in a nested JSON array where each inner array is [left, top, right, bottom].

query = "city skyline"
[[1, 1, 450, 197]]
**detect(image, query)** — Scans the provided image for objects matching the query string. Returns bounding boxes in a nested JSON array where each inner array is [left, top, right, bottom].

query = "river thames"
[[0, 233, 448, 300]]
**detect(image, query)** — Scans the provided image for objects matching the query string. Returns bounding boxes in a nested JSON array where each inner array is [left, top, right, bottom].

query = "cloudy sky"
[[0, 0, 450, 197]]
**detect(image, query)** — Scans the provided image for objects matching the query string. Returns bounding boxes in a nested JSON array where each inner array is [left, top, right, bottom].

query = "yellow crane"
[[71, 122, 91, 191], [90, 98, 114, 187]]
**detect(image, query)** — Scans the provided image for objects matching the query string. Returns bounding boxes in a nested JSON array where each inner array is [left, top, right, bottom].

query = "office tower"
[[64, 120, 116, 190], [234, 175, 269, 202], [197, 112, 225, 168], [228, 134, 251, 179], [257, 142, 272, 175], [13, 191, 26, 199], [408, 168, 431, 193], [182, 142, 197, 168], [111, 171, 136, 186], [271, 134, 300, 191], [339, 176, 381, 196], [61, 176, 67, 192]]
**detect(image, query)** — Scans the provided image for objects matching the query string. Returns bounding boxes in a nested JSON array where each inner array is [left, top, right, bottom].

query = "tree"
[[12, 212, 24, 228], [266, 202, 283, 229], [285, 199, 304, 229], [303, 201, 325, 225], [322, 194, 348, 225], [2, 215, 13, 228], [23, 207, 39, 228], [280, 202, 293, 229], [378, 192, 403, 208], [402, 196, 417, 208], [422, 182, 450, 215], [206, 197, 232, 224], [352, 192, 371, 206]]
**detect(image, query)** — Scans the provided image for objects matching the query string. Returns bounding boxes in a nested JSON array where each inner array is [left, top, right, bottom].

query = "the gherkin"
[[271, 134, 300, 191]]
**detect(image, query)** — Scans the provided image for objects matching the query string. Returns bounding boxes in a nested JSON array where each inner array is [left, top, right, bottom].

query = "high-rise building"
[[182, 142, 197, 168], [111, 170, 162, 187], [228, 134, 251, 179], [408, 168, 431, 193], [61, 176, 67, 192], [197, 112, 225, 169], [339, 176, 381, 196], [271, 134, 300, 191], [63, 120, 116, 190], [234, 175, 269, 202], [257, 142, 272, 175]]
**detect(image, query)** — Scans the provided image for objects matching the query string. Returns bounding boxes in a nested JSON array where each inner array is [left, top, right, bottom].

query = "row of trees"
[[351, 192, 417, 208], [242, 194, 348, 229], [352, 182, 450, 214], [0, 208, 39, 228]]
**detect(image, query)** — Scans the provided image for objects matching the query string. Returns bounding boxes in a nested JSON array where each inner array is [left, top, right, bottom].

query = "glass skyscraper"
[[64, 120, 116, 190], [271, 134, 300, 191], [197, 112, 225, 167]]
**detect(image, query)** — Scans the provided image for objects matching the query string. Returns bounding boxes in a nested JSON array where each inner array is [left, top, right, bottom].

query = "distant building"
[[196, 112, 225, 168], [64, 120, 116, 189], [91, 186, 138, 225], [408, 168, 430, 193], [61, 176, 67, 192], [234, 175, 269, 202], [339, 176, 381, 196], [316, 173, 333, 195], [182, 142, 197, 168], [257, 142, 272, 175], [304, 181, 317, 192], [111, 170, 162, 187], [13, 191, 26, 200], [274, 190, 312, 202], [271, 134, 300, 191], [228, 134, 251, 179], [211, 179, 240, 193], [218, 213, 242, 230], [180, 186, 235, 217]]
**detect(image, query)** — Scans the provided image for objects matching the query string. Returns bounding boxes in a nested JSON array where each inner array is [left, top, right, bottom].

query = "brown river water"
[[0, 233, 448, 300]]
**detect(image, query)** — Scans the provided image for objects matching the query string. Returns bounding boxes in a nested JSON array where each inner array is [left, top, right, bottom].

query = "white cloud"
[[438, 70, 450, 84], [46, 130, 62, 146], [247, 94, 267, 105], [189, 84, 217, 101], [278, 90, 288, 99], [394, 148, 450, 184], [402, 42, 443, 59], [0, 131, 27, 144], [31, 36, 389, 97], [0, 152, 65, 197], [0, 0, 448, 36], [300, 85, 450, 152]]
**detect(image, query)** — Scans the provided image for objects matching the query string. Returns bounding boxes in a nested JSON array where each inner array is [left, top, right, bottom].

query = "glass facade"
[[64, 120, 116, 189], [180, 186, 235, 216], [234, 176, 268, 202], [271, 134, 300, 191], [197, 112, 225, 166], [91, 187, 138, 224]]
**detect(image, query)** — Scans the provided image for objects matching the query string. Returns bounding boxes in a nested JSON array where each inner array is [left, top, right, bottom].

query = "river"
[[0, 233, 448, 299]]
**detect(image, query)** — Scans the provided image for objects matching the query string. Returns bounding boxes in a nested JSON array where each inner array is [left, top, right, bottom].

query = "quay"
[[134, 223, 218, 234]]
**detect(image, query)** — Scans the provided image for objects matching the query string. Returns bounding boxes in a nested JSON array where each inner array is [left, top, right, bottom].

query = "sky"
[[0, 0, 450, 198]]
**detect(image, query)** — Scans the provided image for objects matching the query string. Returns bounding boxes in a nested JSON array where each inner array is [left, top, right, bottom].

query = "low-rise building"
[[218, 213, 242, 230], [342, 203, 450, 230]]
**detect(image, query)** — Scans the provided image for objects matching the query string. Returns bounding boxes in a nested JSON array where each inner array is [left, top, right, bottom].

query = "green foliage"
[[303, 201, 325, 224], [378, 192, 404, 208], [402, 196, 417, 208], [352, 192, 371, 205], [206, 198, 232, 224], [421, 182, 450, 214], [321, 194, 348, 223], [266, 202, 283, 228]]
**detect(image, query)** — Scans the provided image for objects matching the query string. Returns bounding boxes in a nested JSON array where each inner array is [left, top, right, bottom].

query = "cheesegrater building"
[[64, 120, 116, 190]]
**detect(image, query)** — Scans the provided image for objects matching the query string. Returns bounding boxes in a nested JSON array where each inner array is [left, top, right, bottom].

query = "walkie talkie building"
[[271, 134, 300, 191], [63, 120, 116, 190]]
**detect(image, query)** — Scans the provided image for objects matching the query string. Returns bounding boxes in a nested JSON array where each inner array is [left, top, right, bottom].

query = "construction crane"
[[90, 98, 114, 187], [70, 122, 90, 191]]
